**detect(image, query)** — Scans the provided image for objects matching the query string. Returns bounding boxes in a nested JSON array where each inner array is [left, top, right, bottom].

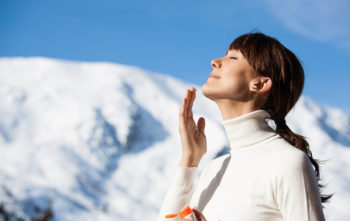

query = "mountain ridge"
[[0, 57, 349, 220]]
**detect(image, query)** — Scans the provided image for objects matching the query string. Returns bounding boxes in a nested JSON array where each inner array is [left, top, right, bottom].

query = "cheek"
[[222, 73, 250, 94]]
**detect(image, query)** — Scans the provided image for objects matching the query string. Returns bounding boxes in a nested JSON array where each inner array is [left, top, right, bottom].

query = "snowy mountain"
[[0, 57, 349, 220]]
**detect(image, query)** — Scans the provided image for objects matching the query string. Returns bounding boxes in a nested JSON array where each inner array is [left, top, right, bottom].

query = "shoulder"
[[268, 137, 308, 161], [266, 138, 312, 173]]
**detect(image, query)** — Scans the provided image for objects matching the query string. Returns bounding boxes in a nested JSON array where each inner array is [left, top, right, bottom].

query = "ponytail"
[[268, 110, 334, 205], [228, 31, 334, 205]]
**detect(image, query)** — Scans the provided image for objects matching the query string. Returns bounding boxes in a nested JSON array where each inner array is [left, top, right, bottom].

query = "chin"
[[201, 83, 218, 101]]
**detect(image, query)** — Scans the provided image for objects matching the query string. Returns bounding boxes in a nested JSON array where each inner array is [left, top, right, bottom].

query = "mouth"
[[209, 73, 220, 79]]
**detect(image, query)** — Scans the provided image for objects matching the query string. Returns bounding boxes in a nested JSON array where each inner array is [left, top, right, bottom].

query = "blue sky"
[[1, 0, 349, 114]]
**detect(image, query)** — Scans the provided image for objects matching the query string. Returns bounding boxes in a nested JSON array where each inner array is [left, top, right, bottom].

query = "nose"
[[211, 58, 221, 69]]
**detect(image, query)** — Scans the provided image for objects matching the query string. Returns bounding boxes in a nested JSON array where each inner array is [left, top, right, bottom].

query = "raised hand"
[[178, 87, 207, 167]]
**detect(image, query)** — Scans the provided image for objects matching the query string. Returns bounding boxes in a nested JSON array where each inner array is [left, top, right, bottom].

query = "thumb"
[[193, 207, 206, 221], [197, 117, 205, 134]]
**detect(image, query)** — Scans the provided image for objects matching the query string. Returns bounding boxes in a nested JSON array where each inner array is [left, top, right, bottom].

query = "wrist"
[[179, 155, 201, 167]]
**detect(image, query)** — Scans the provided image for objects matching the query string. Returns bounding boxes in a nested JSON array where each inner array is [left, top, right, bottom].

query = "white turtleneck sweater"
[[158, 110, 325, 221]]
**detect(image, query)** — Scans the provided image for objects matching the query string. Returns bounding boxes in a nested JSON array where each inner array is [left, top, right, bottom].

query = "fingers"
[[179, 91, 188, 125], [179, 87, 196, 124], [193, 207, 207, 221], [197, 117, 205, 134], [185, 89, 191, 119], [187, 87, 196, 119]]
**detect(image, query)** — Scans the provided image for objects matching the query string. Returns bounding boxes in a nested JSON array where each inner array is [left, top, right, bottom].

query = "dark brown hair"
[[227, 31, 333, 205]]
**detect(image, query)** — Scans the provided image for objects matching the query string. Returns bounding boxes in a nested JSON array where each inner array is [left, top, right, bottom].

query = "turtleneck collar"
[[221, 109, 277, 149]]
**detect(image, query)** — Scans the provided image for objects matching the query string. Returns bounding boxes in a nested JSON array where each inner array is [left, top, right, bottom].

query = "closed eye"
[[229, 57, 237, 59]]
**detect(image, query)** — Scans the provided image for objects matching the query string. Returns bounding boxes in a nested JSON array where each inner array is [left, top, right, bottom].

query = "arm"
[[157, 166, 198, 221], [158, 87, 207, 220], [274, 152, 325, 221], [158, 160, 212, 221]]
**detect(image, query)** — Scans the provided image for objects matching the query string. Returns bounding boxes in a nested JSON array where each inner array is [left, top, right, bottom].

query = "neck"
[[215, 98, 260, 120], [221, 109, 277, 149]]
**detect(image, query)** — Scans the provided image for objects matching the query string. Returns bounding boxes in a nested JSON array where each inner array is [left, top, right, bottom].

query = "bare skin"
[[202, 49, 272, 120], [178, 49, 272, 167], [178, 86, 206, 167], [177, 49, 273, 219]]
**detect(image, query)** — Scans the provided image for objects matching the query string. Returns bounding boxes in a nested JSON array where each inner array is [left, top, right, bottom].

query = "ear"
[[249, 77, 272, 95]]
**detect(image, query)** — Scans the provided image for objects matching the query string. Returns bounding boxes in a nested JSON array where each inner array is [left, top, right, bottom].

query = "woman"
[[158, 32, 333, 221]]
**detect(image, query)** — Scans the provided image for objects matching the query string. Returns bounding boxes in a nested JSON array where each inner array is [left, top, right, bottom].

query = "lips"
[[209, 73, 220, 79]]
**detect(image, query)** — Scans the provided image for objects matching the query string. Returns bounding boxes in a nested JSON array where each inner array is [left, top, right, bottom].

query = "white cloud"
[[264, 0, 350, 48]]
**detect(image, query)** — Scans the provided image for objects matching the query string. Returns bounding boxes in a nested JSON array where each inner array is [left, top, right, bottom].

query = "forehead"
[[225, 48, 241, 56]]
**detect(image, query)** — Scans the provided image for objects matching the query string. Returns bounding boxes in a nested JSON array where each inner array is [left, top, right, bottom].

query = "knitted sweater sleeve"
[[157, 166, 198, 221], [274, 152, 326, 221]]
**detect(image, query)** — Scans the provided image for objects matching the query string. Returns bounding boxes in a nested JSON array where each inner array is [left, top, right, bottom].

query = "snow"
[[0, 56, 349, 220]]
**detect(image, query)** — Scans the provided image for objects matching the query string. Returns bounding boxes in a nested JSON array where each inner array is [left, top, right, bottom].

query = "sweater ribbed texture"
[[158, 110, 325, 221]]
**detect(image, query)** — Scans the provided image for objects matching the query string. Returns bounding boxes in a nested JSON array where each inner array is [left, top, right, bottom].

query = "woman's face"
[[201, 49, 258, 102]]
